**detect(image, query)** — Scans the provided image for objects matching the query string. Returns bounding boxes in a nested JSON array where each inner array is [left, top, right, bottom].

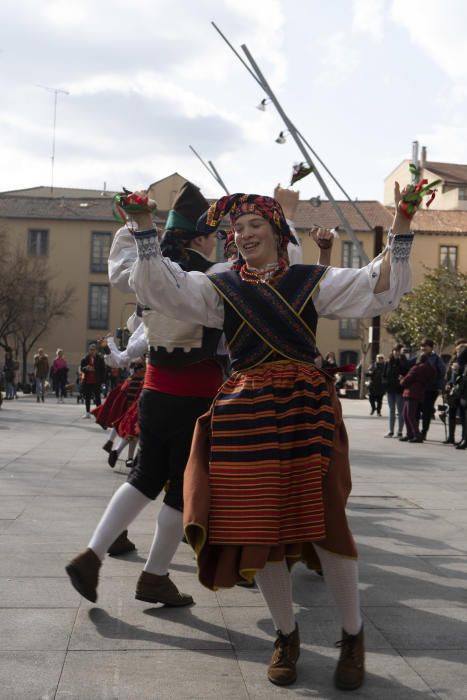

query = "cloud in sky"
[[0, 0, 289, 195], [390, 0, 467, 163], [1, 0, 467, 201], [352, 0, 386, 41], [391, 0, 467, 80]]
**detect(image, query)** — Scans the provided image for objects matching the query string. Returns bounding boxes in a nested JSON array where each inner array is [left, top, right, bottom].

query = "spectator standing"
[[444, 342, 467, 448], [323, 351, 338, 371], [366, 354, 386, 416], [33, 348, 49, 403], [456, 369, 467, 450], [80, 344, 106, 418], [383, 346, 410, 437], [3, 351, 16, 400], [419, 338, 445, 439], [51, 349, 69, 403], [400, 355, 436, 442]]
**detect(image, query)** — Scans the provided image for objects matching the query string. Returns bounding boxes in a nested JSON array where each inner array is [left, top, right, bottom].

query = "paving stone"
[[363, 606, 467, 650], [69, 605, 232, 651], [0, 576, 83, 608], [56, 650, 249, 699], [403, 650, 467, 700], [0, 651, 65, 700], [0, 609, 76, 651]]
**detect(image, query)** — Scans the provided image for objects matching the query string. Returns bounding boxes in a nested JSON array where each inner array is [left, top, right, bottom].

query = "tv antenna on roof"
[[37, 84, 70, 194]]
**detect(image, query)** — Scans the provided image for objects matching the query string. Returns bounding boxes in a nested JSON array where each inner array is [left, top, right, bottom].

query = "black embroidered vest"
[[209, 264, 328, 371]]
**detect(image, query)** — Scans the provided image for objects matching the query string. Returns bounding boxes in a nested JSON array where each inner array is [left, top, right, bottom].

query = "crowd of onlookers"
[[365, 338, 467, 448], [0, 342, 128, 412], [2, 339, 467, 449]]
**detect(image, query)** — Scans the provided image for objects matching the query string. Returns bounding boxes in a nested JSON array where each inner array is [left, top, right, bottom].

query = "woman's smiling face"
[[234, 214, 279, 268]]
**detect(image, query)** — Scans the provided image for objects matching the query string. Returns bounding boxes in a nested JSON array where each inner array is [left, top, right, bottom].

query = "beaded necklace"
[[239, 259, 287, 284]]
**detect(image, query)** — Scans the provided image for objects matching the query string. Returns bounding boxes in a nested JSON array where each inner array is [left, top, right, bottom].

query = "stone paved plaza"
[[0, 393, 466, 699]]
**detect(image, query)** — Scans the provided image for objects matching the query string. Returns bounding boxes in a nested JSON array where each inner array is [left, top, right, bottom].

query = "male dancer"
[[66, 182, 224, 605]]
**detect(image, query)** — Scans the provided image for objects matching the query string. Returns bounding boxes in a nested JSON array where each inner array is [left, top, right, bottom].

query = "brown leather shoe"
[[65, 548, 101, 603], [267, 624, 300, 686], [334, 625, 365, 690], [135, 571, 194, 606], [107, 530, 136, 556]]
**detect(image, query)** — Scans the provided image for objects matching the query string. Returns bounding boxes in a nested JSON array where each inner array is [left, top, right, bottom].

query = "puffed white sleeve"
[[104, 326, 148, 368], [108, 225, 137, 293], [128, 229, 224, 329], [315, 233, 414, 319]]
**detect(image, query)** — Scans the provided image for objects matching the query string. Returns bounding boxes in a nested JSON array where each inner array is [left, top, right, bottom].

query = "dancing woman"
[[127, 183, 414, 689]]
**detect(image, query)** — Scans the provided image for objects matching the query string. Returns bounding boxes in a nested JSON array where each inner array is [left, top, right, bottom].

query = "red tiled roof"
[[293, 200, 393, 232], [386, 207, 467, 234], [0, 186, 117, 199], [425, 161, 467, 186]]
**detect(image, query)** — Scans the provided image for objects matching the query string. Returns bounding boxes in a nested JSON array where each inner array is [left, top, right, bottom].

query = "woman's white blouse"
[[127, 229, 413, 329]]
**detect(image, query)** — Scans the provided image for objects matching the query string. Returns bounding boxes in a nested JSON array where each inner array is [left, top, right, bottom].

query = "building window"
[[439, 245, 457, 271], [342, 241, 361, 269], [28, 229, 49, 256], [91, 232, 111, 273], [339, 350, 359, 366], [339, 318, 360, 339], [88, 284, 109, 329], [459, 188, 467, 200]]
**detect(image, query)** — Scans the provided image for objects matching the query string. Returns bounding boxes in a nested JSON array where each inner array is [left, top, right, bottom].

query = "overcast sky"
[[1, 0, 466, 202]]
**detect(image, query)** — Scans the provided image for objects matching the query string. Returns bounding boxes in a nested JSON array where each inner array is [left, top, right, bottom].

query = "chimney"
[[411, 140, 419, 168], [420, 146, 427, 169]]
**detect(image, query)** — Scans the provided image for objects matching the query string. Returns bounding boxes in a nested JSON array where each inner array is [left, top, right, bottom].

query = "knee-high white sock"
[[115, 437, 128, 456], [127, 440, 136, 460], [255, 560, 296, 635], [314, 545, 362, 635], [88, 483, 151, 560], [143, 504, 184, 576], [108, 427, 117, 441]]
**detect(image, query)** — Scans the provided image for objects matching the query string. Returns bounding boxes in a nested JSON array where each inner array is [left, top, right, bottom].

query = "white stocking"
[[115, 437, 128, 456], [88, 483, 151, 560], [255, 561, 296, 635], [127, 440, 137, 460], [314, 545, 362, 635], [143, 504, 184, 576]]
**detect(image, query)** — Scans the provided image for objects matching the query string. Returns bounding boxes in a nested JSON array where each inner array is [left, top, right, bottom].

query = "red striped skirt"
[[208, 361, 335, 546]]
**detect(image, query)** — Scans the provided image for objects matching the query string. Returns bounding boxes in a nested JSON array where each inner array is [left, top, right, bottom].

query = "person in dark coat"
[[323, 351, 338, 371], [366, 354, 386, 416], [80, 344, 106, 418], [400, 354, 436, 442], [3, 351, 17, 400], [418, 338, 446, 439], [382, 346, 410, 437]]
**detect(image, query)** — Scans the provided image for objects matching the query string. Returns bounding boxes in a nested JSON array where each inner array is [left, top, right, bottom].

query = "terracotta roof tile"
[[425, 161, 467, 186], [386, 207, 467, 234], [293, 200, 393, 232]]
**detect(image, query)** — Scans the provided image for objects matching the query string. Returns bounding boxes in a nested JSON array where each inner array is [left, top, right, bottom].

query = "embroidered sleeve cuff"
[[387, 230, 414, 263], [133, 229, 160, 260]]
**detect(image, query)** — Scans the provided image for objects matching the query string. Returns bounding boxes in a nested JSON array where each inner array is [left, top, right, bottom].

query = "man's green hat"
[[165, 181, 209, 237]]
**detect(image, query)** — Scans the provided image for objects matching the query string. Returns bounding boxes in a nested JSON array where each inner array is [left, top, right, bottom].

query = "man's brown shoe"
[[107, 530, 136, 556], [65, 548, 101, 603], [334, 625, 365, 690], [135, 571, 194, 606], [267, 624, 300, 686]]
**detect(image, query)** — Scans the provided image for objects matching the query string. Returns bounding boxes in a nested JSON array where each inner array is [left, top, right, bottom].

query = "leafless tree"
[[0, 232, 75, 383]]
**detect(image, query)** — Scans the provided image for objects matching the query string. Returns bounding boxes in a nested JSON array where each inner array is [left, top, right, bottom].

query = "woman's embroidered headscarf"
[[197, 194, 297, 268]]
